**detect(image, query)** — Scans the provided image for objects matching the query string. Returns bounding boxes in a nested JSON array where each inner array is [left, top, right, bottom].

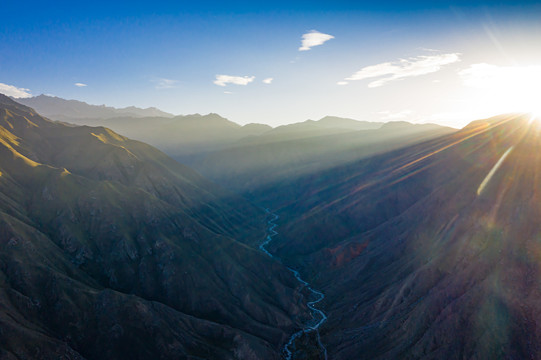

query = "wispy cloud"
[[299, 30, 334, 51], [214, 75, 255, 87], [262, 78, 273, 84], [74, 82, 87, 87], [153, 78, 179, 89], [459, 63, 541, 88], [418, 47, 440, 53], [0, 83, 32, 98], [344, 53, 461, 88], [337, 81, 348, 85]]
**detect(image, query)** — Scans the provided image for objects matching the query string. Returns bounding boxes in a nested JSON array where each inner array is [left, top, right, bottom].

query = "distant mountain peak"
[[380, 120, 412, 128], [0, 93, 36, 113], [172, 113, 241, 128], [301, 115, 383, 131], [14, 94, 175, 120]]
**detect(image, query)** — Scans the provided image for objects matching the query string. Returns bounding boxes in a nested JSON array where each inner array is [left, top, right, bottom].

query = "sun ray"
[[477, 146, 514, 196]]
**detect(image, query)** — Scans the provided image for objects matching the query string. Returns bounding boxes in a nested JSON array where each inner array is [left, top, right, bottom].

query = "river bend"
[[260, 210, 328, 360]]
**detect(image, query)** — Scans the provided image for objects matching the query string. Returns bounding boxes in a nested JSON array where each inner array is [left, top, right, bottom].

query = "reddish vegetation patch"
[[325, 240, 369, 268]]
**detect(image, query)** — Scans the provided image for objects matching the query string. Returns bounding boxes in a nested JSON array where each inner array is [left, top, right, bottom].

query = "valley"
[[261, 211, 328, 360], [2, 96, 541, 360], [4, 2, 541, 358], [0, 94, 314, 359]]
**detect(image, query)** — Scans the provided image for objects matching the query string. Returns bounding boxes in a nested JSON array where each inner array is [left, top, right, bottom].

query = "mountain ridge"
[[15, 94, 175, 120], [0, 94, 311, 359]]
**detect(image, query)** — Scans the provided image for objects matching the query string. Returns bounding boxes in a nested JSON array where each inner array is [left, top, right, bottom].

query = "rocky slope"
[[0, 94, 311, 359], [267, 113, 541, 359]]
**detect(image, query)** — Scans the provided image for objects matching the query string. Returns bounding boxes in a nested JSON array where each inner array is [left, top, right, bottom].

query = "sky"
[[1, 1, 541, 128]]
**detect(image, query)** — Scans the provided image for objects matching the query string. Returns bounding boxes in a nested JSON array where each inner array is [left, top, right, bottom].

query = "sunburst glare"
[[460, 64, 541, 120]]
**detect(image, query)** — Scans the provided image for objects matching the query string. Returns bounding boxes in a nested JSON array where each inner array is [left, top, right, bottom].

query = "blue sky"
[[2, 1, 541, 127]]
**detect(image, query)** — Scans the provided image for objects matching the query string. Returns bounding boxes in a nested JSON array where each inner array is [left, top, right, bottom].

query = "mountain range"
[[12, 95, 455, 189], [2, 93, 538, 359], [194, 121, 454, 197], [16, 95, 175, 120]]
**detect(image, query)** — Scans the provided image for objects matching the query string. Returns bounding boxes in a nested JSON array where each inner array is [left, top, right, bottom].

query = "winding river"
[[260, 210, 328, 360]]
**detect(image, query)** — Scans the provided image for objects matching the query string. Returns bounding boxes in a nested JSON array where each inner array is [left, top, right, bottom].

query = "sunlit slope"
[[1, 97, 264, 240], [13, 94, 270, 159], [270, 113, 541, 359], [29, 109, 272, 160], [0, 95, 310, 360]]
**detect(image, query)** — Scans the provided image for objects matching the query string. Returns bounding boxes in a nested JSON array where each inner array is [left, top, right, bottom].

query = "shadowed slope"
[[0, 95, 311, 359], [267, 114, 541, 359]]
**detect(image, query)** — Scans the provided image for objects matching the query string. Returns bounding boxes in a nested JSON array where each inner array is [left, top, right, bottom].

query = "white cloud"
[[344, 53, 461, 88], [0, 83, 32, 98], [224, 91, 233, 94], [299, 30, 334, 51], [74, 82, 87, 87], [459, 63, 541, 89], [214, 75, 255, 87], [153, 78, 178, 89], [262, 78, 273, 84], [337, 81, 348, 85]]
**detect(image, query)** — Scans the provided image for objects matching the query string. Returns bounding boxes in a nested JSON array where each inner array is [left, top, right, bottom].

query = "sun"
[[528, 112, 541, 125], [459, 64, 541, 123], [488, 70, 541, 120]]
